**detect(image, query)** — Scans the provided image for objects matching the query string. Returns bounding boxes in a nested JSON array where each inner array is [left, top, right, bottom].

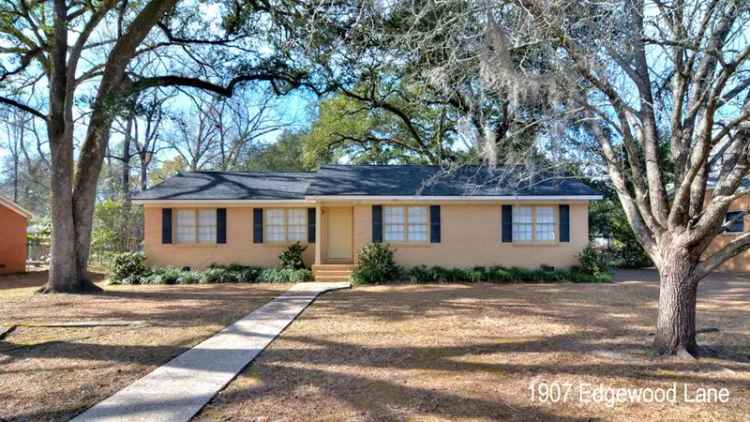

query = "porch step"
[[312, 264, 355, 281], [312, 264, 355, 271]]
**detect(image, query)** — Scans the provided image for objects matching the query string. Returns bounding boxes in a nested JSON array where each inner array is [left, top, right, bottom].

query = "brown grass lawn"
[[0, 271, 290, 421], [197, 270, 750, 422]]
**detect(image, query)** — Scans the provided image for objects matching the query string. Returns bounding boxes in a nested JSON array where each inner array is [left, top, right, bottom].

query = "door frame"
[[326, 206, 353, 263]]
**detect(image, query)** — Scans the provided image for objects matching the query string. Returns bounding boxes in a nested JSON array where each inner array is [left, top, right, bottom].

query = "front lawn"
[[0, 272, 290, 421], [197, 270, 750, 422]]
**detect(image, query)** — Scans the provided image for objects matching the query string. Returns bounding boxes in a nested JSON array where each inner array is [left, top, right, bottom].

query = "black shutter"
[[162, 208, 172, 244], [559, 204, 570, 242], [501, 205, 513, 243], [253, 208, 263, 243], [372, 205, 383, 243], [430, 205, 441, 243], [217, 208, 227, 244], [308, 208, 316, 242]]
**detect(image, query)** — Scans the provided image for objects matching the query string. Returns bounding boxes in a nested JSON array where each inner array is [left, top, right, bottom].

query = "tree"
[[164, 90, 284, 171], [0, 108, 50, 215], [244, 130, 308, 171], [0, 0, 349, 292], [398, 0, 750, 356]]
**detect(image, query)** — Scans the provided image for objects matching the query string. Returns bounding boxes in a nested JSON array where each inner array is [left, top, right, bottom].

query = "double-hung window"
[[535, 207, 556, 241], [512, 206, 533, 241], [384, 206, 429, 242], [175, 209, 216, 244], [510, 206, 557, 242], [265, 208, 307, 242]]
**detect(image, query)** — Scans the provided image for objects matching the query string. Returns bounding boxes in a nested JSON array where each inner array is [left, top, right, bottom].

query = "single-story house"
[[0, 196, 32, 274], [132, 165, 602, 280]]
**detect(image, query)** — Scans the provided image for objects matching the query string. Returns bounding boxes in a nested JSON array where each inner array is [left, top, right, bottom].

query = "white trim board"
[[304, 195, 602, 201], [133, 195, 602, 205]]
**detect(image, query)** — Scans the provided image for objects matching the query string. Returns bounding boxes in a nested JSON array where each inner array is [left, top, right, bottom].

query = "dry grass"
[[197, 270, 750, 422], [0, 271, 290, 421]]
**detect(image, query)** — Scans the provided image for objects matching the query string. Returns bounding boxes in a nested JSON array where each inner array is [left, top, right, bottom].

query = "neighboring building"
[[0, 196, 32, 274], [704, 177, 750, 272], [132, 165, 601, 280]]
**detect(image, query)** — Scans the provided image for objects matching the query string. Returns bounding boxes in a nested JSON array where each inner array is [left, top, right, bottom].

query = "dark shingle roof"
[[132, 165, 600, 200], [131, 171, 315, 200], [306, 165, 600, 197]]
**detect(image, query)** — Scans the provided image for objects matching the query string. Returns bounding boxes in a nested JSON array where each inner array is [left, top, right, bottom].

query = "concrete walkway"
[[71, 282, 350, 422]]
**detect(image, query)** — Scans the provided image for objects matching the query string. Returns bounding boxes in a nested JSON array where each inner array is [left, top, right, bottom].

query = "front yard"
[[0, 272, 290, 421], [197, 270, 750, 422], [1, 270, 749, 421]]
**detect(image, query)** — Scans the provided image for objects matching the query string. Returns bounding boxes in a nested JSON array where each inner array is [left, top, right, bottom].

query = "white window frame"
[[174, 208, 217, 244], [512, 206, 533, 242], [535, 206, 556, 241], [264, 208, 308, 243], [509, 205, 558, 243], [384, 206, 429, 243]]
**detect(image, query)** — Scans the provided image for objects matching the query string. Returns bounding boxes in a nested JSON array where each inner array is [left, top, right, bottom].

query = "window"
[[510, 206, 557, 242], [383, 206, 429, 242], [175, 209, 216, 244], [407, 206, 429, 241], [724, 211, 745, 233], [265, 208, 307, 242], [384, 206, 405, 241], [265, 209, 286, 242], [512, 206, 533, 241], [287, 209, 306, 241], [535, 207, 556, 241], [197, 209, 217, 243]]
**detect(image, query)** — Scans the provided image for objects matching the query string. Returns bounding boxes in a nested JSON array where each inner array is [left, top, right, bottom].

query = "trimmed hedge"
[[411, 265, 612, 284], [354, 264, 612, 285], [109, 263, 312, 285]]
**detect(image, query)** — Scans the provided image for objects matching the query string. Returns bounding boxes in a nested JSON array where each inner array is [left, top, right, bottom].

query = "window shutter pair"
[[371, 205, 441, 243], [500, 204, 570, 242], [161, 208, 227, 244]]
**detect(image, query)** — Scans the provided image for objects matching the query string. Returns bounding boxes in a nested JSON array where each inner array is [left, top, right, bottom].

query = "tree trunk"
[[44, 135, 100, 293], [140, 160, 148, 191], [653, 247, 699, 357]]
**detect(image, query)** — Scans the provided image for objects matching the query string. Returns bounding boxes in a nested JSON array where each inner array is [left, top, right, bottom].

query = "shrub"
[[110, 252, 149, 282], [200, 267, 239, 284], [258, 268, 313, 283], [406, 265, 434, 283], [352, 243, 401, 284], [578, 244, 611, 276], [142, 267, 184, 285], [279, 242, 307, 270]]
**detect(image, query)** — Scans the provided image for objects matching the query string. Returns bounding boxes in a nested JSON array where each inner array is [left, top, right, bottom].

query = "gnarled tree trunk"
[[653, 246, 699, 356]]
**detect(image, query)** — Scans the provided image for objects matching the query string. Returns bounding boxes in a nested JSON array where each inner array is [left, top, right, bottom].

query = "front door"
[[327, 207, 353, 262]]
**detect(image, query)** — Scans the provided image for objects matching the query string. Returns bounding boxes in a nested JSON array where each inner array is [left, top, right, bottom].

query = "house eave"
[[0, 196, 33, 219], [304, 195, 603, 201], [132, 199, 315, 206]]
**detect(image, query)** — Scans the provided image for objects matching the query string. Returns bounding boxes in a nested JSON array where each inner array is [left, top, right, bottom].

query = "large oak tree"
[[0, 0, 350, 292], [396, 0, 750, 356]]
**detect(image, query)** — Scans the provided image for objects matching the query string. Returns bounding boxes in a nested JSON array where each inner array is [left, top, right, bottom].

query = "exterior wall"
[[704, 194, 750, 272], [350, 201, 589, 269], [144, 205, 315, 270], [0, 204, 28, 274], [143, 201, 590, 270]]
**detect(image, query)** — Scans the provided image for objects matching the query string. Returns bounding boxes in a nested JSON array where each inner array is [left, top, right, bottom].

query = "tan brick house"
[[132, 165, 601, 280]]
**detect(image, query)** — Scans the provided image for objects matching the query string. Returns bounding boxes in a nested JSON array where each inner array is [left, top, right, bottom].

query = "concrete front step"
[[312, 264, 355, 271], [312, 270, 352, 277], [314, 274, 352, 281], [312, 264, 355, 281]]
